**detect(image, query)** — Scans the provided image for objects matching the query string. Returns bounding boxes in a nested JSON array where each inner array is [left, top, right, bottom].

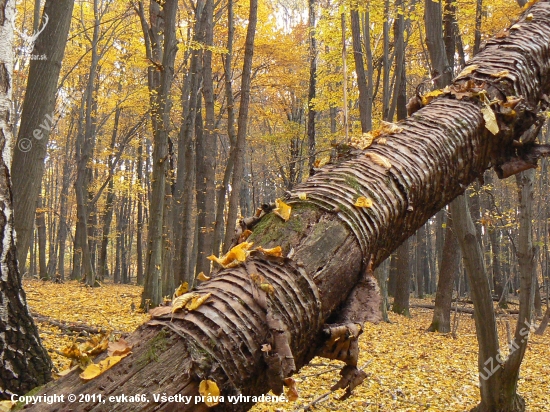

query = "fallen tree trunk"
[[30, 312, 123, 336], [23, 2, 550, 411], [411, 303, 520, 316]]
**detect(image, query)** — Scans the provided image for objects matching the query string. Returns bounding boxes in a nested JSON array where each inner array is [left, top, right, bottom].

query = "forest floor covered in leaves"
[[24, 279, 550, 412]]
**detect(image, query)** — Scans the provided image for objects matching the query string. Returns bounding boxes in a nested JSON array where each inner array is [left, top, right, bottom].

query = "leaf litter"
[[25, 280, 550, 410]]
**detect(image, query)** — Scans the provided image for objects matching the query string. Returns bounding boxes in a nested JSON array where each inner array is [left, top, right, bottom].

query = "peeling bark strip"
[[24, 3, 550, 411], [0, 64, 9, 94]]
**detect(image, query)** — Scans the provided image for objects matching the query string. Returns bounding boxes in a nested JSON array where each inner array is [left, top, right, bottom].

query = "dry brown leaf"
[[365, 152, 392, 169], [148, 306, 172, 317], [238, 229, 253, 242], [199, 380, 221, 407], [284, 377, 300, 401], [481, 105, 499, 135], [108, 338, 132, 357]]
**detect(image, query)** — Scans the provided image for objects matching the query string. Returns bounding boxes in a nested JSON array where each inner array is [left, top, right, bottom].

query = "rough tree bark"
[[141, 0, 179, 306], [0, 0, 53, 398], [11, 0, 75, 271], [222, 0, 258, 253], [428, 215, 460, 332], [350, 1, 368, 132], [24, 3, 550, 411]]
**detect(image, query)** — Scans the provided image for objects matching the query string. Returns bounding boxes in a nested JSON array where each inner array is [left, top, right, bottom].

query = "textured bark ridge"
[[24, 2, 550, 411]]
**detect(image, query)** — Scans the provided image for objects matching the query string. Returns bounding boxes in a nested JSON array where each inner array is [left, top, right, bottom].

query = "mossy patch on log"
[[137, 328, 169, 367]]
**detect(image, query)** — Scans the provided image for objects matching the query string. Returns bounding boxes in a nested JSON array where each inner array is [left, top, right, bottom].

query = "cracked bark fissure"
[[24, 2, 550, 411]]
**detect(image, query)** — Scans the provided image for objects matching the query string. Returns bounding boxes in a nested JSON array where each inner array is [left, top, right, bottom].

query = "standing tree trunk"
[[0, 0, 53, 397], [212, 0, 236, 259], [363, 8, 374, 130], [173, 1, 203, 285], [424, 0, 451, 87], [36, 190, 48, 279], [11, 0, 75, 271], [98, 106, 121, 281], [350, 2, 368, 132], [416, 224, 426, 299], [136, 138, 144, 285], [307, 0, 317, 171], [428, 215, 461, 332], [141, 0, 179, 307], [195, 0, 218, 276], [393, 240, 411, 316], [222, 0, 259, 252], [23, 4, 550, 410]]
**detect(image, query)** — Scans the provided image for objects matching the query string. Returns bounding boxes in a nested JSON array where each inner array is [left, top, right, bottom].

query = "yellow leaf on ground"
[[61, 343, 84, 359], [174, 282, 189, 298], [108, 338, 132, 357], [298, 192, 307, 200], [80, 355, 124, 381], [185, 293, 212, 311], [481, 105, 499, 135], [354, 196, 373, 208], [199, 380, 221, 407], [256, 246, 283, 257], [273, 199, 292, 221], [196, 272, 211, 281]]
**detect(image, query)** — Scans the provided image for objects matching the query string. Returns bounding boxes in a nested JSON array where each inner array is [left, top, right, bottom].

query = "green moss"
[[248, 203, 319, 246], [345, 175, 363, 194], [248, 213, 285, 246], [137, 328, 169, 367], [13, 386, 43, 411]]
